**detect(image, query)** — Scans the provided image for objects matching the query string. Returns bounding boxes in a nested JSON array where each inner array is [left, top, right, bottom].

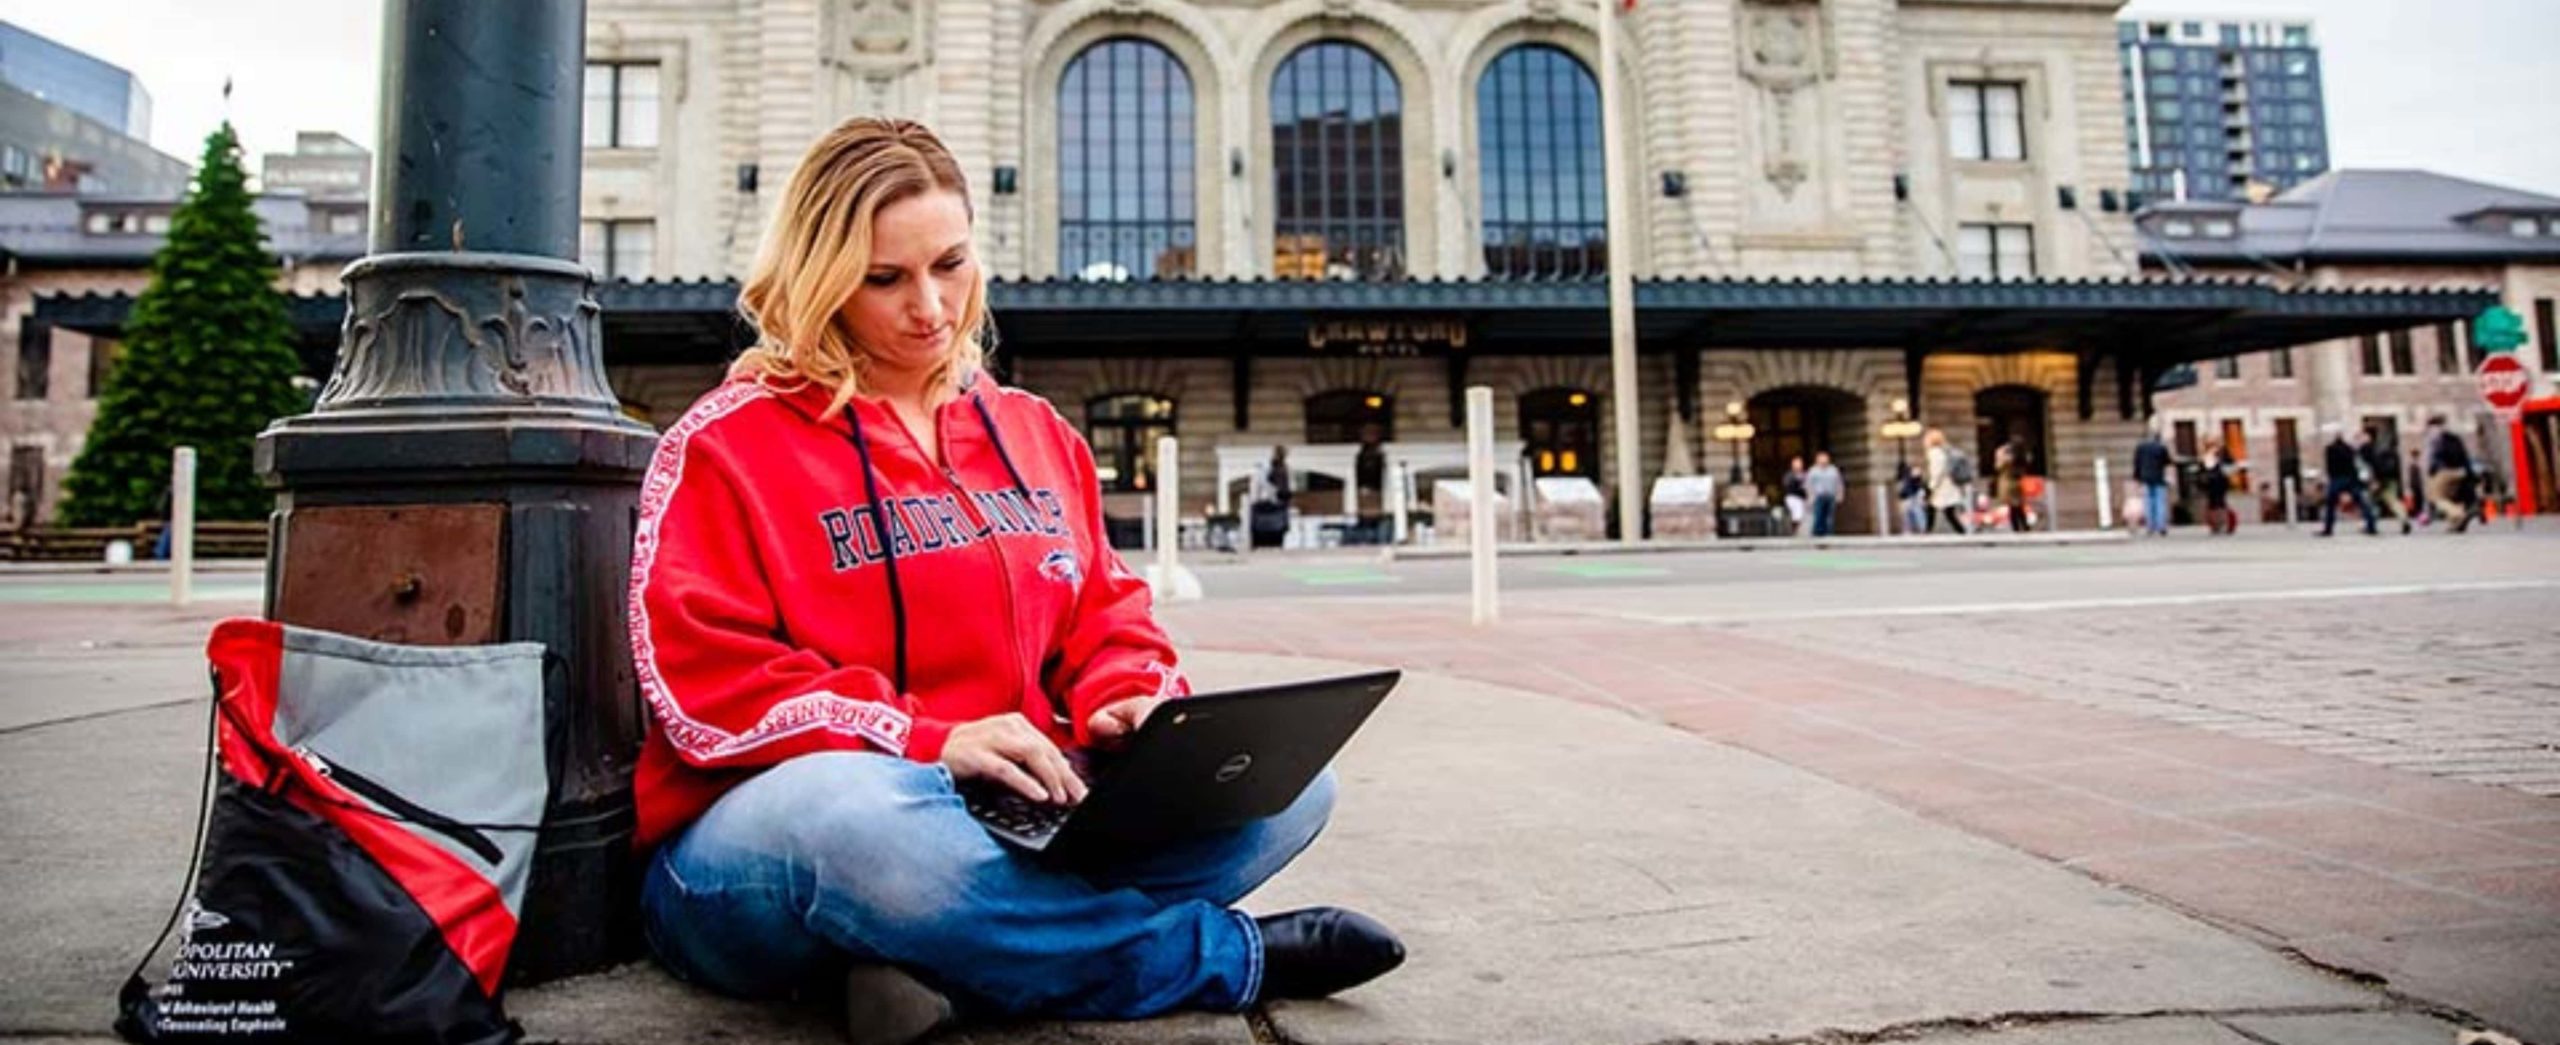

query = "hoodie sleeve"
[[1039, 411, 1191, 745], [629, 421, 957, 769]]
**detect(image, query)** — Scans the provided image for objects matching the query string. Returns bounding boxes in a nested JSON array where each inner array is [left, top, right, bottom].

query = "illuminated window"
[[1272, 42, 1404, 280]]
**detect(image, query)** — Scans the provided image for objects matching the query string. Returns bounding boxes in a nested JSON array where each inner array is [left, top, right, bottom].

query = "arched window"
[[1272, 42, 1404, 281], [1086, 393, 1177, 492], [1060, 39, 1197, 280], [1520, 388, 1599, 478], [1477, 45, 1606, 279]]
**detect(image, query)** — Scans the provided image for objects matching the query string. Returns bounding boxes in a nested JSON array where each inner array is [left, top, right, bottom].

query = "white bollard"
[[1390, 460, 1410, 545], [1467, 386, 1498, 625], [2282, 478, 2297, 530], [1154, 435, 1181, 598], [1872, 483, 1890, 538], [170, 446, 196, 607], [2095, 457, 2113, 531]]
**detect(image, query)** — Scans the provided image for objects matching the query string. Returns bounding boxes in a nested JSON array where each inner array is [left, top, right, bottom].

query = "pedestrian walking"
[[2197, 439, 2236, 535], [628, 118, 1401, 1045], [1896, 460, 1928, 535], [2318, 423, 2379, 537], [1924, 429, 1970, 534], [1805, 451, 1844, 537], [2421, 416, 2482, 533], [2362, 424, 2412, 535], [1782, 456, 1810, 535], [2132, 425, 2173, 536], [1994, 437, 2030, 533]]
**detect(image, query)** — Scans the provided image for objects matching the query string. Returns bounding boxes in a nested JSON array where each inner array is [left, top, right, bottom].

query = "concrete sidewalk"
[[0, 603, 2499, 1045]]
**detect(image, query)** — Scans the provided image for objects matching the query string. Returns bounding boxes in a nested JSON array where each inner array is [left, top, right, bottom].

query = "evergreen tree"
[[59, 123, 307, 526]]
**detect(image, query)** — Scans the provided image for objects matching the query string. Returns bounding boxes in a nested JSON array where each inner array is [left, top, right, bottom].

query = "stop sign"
[[2478, 353, 2530, 416]]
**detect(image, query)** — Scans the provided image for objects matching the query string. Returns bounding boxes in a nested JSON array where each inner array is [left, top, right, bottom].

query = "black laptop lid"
[[1056, 668, 1401, 854]]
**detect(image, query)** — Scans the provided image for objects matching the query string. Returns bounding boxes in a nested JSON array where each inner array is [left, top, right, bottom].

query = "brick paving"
[[1740, 587, 2560, 796], [1161, 596, 2560, 1036]]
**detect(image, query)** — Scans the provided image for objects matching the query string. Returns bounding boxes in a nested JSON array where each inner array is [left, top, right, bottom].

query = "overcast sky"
[[2, 0, 2553, 193]]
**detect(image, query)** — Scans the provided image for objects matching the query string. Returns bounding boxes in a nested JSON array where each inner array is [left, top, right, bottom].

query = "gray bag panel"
[[270, 627, 549, 919]]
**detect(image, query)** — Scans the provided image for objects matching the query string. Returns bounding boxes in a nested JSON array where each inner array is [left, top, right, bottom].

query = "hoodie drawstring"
[[838, 388, 1042, 704]]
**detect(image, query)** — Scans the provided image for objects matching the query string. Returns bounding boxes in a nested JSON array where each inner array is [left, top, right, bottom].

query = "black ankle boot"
[[1254, 907, 1405, 1000]]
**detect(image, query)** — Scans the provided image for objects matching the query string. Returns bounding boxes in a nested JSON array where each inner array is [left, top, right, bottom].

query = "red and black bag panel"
[[118, 619, 549, 1044]]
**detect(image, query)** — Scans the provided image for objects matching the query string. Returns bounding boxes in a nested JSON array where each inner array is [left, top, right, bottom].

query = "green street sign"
[[2473, 305, 2529, 354]]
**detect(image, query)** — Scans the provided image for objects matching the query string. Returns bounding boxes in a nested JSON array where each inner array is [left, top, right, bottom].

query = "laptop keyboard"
[[963, 788, 1072, 840]]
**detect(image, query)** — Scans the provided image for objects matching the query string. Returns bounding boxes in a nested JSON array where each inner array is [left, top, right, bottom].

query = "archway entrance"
[[1746, 385, 1874, 533], [1973, 385, 2050, 479]]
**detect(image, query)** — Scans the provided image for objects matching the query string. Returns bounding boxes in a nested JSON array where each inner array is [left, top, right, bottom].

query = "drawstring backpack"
[[116, 619, 552, 1044]]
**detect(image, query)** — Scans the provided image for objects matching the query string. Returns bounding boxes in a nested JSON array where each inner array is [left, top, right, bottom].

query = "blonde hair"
[[732, 118, 988, 418]]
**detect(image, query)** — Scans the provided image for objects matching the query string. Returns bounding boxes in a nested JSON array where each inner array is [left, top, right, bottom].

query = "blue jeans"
[[1810, 495, 1838, 537], [641, 751, 1336, 1019], [2142, 482, 2170, 534], [2322, 479, 2377, 535]]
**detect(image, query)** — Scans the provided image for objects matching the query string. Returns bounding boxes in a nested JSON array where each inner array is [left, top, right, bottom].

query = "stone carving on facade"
[[827, 0, 932, 118], [1737, 0, 1833, 200], [1526, 0, 1564, 23]]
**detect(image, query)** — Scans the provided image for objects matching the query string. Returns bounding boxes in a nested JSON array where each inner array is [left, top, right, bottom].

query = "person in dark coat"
[[2319, 424, 2378, 537], [2361, 424, 2411, 535], [2132, 427, 2173, 536]]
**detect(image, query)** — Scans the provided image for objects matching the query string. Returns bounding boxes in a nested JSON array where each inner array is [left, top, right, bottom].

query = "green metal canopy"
[[30, 274, 2494, 376]]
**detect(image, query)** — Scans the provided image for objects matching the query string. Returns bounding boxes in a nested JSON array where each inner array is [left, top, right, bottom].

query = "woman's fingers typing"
[[942, 713, 1084, 804]]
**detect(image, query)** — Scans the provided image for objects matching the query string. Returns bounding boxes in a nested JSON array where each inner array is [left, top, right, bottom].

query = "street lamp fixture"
[[1880, 396, 1923, 468], [1711, 399, 1757, 486]]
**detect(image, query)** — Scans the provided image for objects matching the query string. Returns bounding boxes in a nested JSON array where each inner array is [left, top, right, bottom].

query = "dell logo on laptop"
[[1214, 753, 1253, 783]]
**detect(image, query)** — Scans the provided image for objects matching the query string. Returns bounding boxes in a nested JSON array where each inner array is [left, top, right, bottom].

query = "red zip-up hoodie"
[[627, 373, 1190, 850]]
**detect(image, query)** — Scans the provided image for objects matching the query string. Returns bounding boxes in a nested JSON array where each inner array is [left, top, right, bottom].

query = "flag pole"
[[1600, 0, 1643, 542]]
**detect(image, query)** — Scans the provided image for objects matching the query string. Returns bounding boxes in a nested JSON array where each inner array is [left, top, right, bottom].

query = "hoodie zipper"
[[884, 399, 1042, 731]]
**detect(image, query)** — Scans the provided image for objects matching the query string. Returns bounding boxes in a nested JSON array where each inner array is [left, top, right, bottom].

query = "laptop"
[[959, 669, 1401, 860]]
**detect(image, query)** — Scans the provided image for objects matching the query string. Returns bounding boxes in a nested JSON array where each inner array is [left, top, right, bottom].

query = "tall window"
[[2274, 417, 2301, 479], [1060, 39, 1197, 280], [2388, 329, 2416, 376], [2359, 333, 2385, 376], [583, 62, 660, 149], [1086, 393, 1177, 493], [2539, 299, 2558, 373], [2172, 420, 2199, 459], [1520, 388, 1599, 478], [1949, 81, 2025, 161], [2436, 322, 2464, 374], [1956, 224, 2034, 278], [580, 219, 655, 280], [1272, 42, 1404, 280], [1478, 45, 1605, 279], [2213, 356, 2240, 380], [2271, 347, 2295, 379], [14, 324, 46, 401]]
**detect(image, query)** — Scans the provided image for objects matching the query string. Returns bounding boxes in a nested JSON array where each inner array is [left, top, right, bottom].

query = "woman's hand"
[[940, 713, 1087, 805], [1086, 695, 1167, 747]]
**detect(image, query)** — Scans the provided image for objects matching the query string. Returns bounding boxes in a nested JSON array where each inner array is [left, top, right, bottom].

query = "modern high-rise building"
[[0, 21, 151, 139], [2118, 16, 2327, 204]]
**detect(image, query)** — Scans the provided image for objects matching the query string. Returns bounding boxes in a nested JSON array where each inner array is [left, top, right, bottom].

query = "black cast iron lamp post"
[[1712, 400, 1756, 486], [255, 0, 653, 985]]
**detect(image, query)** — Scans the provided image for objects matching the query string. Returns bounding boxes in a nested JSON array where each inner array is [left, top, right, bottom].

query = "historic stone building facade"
[[580, 0, 2164, 536], [2144, 170, 2560, 513]]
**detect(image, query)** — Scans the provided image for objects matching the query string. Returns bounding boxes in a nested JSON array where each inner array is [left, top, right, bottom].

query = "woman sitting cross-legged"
[[628, 117, 1404, 1045]]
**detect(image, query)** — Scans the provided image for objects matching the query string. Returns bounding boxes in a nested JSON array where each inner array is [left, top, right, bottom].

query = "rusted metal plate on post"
[[275, 504, 504, 646]]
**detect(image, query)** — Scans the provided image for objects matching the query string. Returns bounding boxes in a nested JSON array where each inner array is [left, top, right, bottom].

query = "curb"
[[1386, 530, 2133, 560]]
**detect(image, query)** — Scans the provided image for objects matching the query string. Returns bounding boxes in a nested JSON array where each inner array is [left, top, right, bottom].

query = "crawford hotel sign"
[[1306, 317, 1471, 357]]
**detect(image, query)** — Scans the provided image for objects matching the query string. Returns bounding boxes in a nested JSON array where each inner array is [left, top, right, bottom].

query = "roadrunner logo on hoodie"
[[1038, 548, 1082, 586]]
